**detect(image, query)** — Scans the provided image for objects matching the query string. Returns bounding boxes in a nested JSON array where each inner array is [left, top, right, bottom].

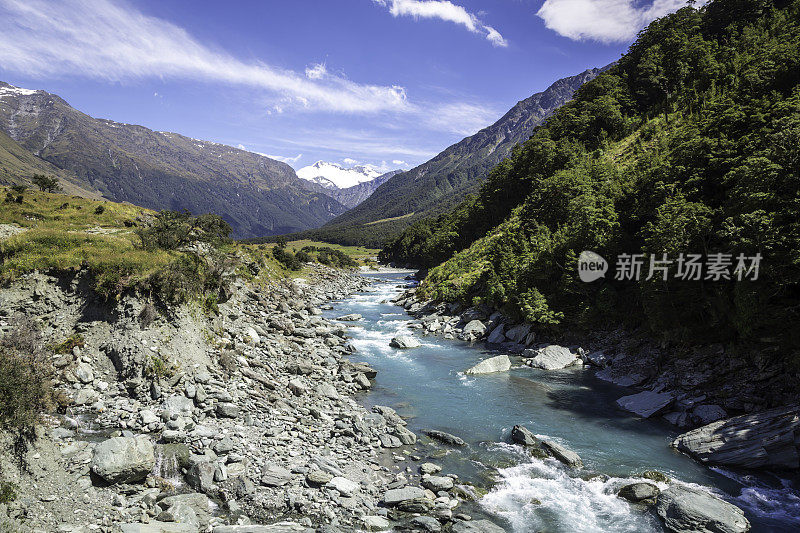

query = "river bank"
[[326, 271, 800, 532], [0, 264, 425, 532]]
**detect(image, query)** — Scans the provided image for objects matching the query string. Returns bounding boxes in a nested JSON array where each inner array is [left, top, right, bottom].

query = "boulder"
[[260, 464, 293, 487], [616, 391, 675, 418], [618, 482, 659, 505], [465, 355, 511, 375], [486, 325, 506, 344], [419, 462, 442, 475], [422, 475, 454, 491], [460, 319, 487, 340], [690, 404, 727, 426], [74, 362, 94, 383], [91, 436, 155, 484], [505, 324, 532, 343], [119, 522, 195, 533], [384, 486, 426, 505], [541, 440, 582, 468], [524, 345, 578, 370], [336, 313, 362, 321], [451, 520, 507, 532], [327, 476, 359, 497], [212, 524, 312, 532], [656, 485, 750, 533], [362, 516, 390, 530], [390, 335, 421, 349], [410, 516, 442, 532], [244, 327, 260, 344], [672, 404, 800, 469], [161, 395, 194, 420], [288, 378, 306, 396], [511, 425, 542, 448], [215, 402, 240, 418], [423, 430, 466, 446]]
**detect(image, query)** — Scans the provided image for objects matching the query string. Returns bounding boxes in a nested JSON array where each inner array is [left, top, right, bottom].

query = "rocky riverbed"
[[0, 265, 478, 532]]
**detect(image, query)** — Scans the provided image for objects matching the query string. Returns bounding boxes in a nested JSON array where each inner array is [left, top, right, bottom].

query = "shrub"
[[272, 246, 302, 270], [52, 334, 85, 354], [0, 321, 57, 430], [137, 210, 232, 251], [0, 482, 16, 504], [94, 205, 106, 215], [31, 174, 61, 193]]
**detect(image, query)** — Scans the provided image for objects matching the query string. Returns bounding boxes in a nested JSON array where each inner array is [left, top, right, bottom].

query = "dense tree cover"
[[384, 0, 800, 349]]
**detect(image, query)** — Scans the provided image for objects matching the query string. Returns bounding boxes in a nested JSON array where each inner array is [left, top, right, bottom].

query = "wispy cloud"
[[536, 0, 691, 43], [265, 153, 303, 164], [0, 0, 408, 113], [372, 0, 507, 47], [426, 102, 499, 136]]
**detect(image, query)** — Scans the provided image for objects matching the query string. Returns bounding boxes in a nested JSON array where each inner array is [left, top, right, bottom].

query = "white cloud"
[[536, 0, 690, 43], [372, 0, 507, 47], [264, 153, 303, 164], [0, 0, 409, 113], [342, 158, 360, 165], [392, 160, 408, 166]]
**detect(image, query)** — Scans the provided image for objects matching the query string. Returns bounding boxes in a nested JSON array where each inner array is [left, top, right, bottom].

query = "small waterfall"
[[152, 444, 185, 487]]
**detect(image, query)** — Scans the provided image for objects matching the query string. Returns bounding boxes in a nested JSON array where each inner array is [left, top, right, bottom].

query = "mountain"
[[382, 0, 800, 351], [0, 82, 346, 237], [295, 66, 607, 247], [297, 161, 382, 189], [297, 169, 402, 209]]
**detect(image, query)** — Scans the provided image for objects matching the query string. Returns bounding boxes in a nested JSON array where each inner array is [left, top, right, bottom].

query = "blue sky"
[[0, 0, 688, 172]]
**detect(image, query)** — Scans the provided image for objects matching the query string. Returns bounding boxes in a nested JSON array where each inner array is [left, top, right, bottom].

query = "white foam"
[[711, 467, 800, 522], [481, 457, 661, 532]]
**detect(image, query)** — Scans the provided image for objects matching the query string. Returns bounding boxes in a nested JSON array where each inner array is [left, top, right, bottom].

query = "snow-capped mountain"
[[296, 161, 382, 190]]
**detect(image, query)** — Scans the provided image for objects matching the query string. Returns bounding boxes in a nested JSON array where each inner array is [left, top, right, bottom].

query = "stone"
[[216, 402, 240, 418], [379, 434, 403, 448], [139, 409, 159, 426], [162, 395, 195, 419], [384, 486, 426, 505], [245, 327, 260, 344], [316, 383, 339, 399], [336, 314, 362, 322], [524, 345, 578, 370], [419, 463, 442, 475], [361, 516, 390, 531], [616, 391, 675, 418], [119, 522, 195, 533], [390, 335, 421, 349], [394, 425, 417, 445], [691, 404, 727, 425], [505, 323, 532, 343], [618, 482, 659, 505], [212, 524, 312, 532], [672, 404, 800, 469], [261, 464, 293, 487], [460, 320, 486, 340], [422, 475, 454, 491], [306, 471, 333, 486], [288, 378, 306, 396], [511, 425, 540, 446], [74, 362, 94, 383], [397, 497, 434, 513], [423, 430, 466, 446], [91, 436, 155, 484], [327, 476, 359, 497], [656, 485, 750, 533], [451, 519, 507, 532], [486, 325, 506, 344], [186, 461, 216, 493], [541, 440, 582, 468], [410, 516, 442, 532], [464, 355, 511, 375], [157, 501, 199, 529]]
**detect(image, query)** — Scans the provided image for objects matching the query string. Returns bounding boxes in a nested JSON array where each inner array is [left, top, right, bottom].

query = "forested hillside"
[[382, 0, 800, 349]]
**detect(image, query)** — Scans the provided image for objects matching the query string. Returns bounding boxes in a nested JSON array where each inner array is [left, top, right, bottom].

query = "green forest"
[[380, 0, 800, 350]]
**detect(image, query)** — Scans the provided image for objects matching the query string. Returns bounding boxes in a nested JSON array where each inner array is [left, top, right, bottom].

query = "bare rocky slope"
[[0, 81, 346, 238]]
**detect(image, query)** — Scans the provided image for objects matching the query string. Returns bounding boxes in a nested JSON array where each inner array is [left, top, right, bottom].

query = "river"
[[323, 271, 800, 532]]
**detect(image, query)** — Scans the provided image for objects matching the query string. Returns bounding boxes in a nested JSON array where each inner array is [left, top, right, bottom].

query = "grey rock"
[[618, 482, 660, 504], [305, 471, 333, 486], [486, 325, 506, 344], [261, 464, 293, 487], [379, 433, 403, 448], [617, 391, 675, 418], [316, 382, 339, 399], [327, 476, 359, 497], [451, 519, 506, 533], [511, 425, 543, 449], [422, 475, 454, 491], [419, 462, 442, 475], [213, 524, 313, 532], [672, 404, 800, 469], [541, 440, 582, 468], [161, 395, 194, 420], [91, 436, 155, 484], [398, 497, 434, 513], [691, 404, 727, 425], [288, 378, 307, 396], [410, 516, 442, 532], [361, 516, 390, 531], [74, 362, 94, 383], [119, 522, 195, 533], [656, 485, 750, 533], [459, 320, 486, 340], [505, 323, 532, 343], [216, 402, 240, 418], [524, 345, 578, 370], [390, 335, 421, 349], [384, 486, 426, 505], [186, 461, 216, 493], [465, 354, 511, 375], [423, 430, 466, 446], [336, 314, 362, 321]]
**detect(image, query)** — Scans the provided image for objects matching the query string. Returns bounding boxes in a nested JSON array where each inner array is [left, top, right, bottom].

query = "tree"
[[31, 174, 61, 193]]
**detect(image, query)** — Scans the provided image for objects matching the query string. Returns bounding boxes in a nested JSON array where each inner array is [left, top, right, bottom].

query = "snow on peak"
[[296, 160, 383, 189], [0, 83, 39, 100]]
